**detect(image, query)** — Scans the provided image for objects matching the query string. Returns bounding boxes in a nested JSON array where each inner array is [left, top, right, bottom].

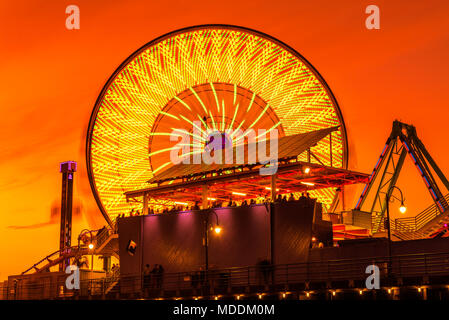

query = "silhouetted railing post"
[[424, 255, 427, 276]]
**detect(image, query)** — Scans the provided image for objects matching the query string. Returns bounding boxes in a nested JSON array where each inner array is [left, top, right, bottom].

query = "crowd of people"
[[117, 192, 317, 220]]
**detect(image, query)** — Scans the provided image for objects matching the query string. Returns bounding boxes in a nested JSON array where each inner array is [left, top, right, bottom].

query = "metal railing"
[[5, 251, 449, 300], [388, 193, 449, 239], [95, 226, 116, 250], [370, 194, 449, 239], [394, 194, 449, 232]]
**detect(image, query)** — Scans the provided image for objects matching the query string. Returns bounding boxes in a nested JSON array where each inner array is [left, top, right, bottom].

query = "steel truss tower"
[[59, 161, 77, 271]]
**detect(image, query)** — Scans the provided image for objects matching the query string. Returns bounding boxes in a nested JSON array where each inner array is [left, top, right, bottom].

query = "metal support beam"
[[202, 184, 208, 209], [143, 193, 148, 215], [271, 174, 277, 201]]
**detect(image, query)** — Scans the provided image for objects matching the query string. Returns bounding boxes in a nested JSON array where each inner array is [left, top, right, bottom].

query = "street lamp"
[[204, 209, 221, 271], [385, 185, 406, 277], [78, 229, 96, 272]]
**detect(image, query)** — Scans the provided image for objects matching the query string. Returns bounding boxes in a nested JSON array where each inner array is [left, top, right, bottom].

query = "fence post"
[[424, 255, 427, 275]]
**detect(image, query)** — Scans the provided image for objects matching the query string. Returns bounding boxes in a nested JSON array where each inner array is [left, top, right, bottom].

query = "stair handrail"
[[394, 193, 449, 232]]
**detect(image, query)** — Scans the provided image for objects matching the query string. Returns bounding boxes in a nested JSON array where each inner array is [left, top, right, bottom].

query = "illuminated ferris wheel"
[[87, 25, 348, 224]]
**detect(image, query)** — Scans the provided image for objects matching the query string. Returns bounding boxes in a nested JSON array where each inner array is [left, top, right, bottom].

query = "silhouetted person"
[[156, 265, 164, 289], [306, 192, 313, 207], [193, 201, 200, 210], [298, 192, 307, 208], [150, 264, 158, 288], [143, 264, 151, 296], [275, 194, 282, 202], [250, 199, 256, 205], [288, 193, 295, 202], [259, 259, 271, 285], [199, 267, 205, 287], [282, 195, 288, 202], [191, 271, 200, 289], [241, 200, 248, 207]]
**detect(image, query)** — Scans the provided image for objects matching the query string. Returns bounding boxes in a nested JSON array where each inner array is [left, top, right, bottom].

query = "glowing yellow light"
[[88, 243, 94, 250], [359, 290, 363, 295], [306, 292, 310, 298], [174, 202, 188, 206], [232, 192, 246, 196], [207, 197, 216, 201], [258, 294, 263, 299], [332, 291, 336, 296], [304, 167, 311, 174], [388, 288, 391, 294], [87, 26, 347, 221], [418, 287, 422, 293], [265, 187, 279, 191], [301, 182, 315, 186], [399, 205, 407, 214], [214, 226, 222, 234]]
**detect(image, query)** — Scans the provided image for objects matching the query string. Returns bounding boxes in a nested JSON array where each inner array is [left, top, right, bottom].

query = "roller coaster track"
[[22, 225, 118, 275], [21, 246, 90, 275]]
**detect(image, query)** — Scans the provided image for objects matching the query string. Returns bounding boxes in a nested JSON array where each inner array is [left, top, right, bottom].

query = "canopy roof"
[[126, 161, 368, 204], [148, 126, 339, 184], [125, 126, 368, 205]]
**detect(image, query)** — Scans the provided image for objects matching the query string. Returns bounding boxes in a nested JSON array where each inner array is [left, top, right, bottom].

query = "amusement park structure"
[[351, 120, 449, 240], [3, 25, 449, 300]]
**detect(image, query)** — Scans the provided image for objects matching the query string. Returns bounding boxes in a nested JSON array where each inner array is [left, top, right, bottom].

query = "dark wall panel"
[[273, 202, 314, 265], [118, 216, 142, 293], [208, 204, 271, 269], [142, 211, 204, 273], [118, 202, 316, 284]]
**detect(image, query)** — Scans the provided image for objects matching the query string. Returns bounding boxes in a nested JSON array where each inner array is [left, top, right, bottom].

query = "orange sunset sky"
[[1, 0, 449, 280]]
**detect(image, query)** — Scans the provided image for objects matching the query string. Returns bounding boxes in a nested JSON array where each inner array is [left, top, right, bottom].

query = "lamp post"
[[385, 185, 406, 277], [204, 209, 221, 271]]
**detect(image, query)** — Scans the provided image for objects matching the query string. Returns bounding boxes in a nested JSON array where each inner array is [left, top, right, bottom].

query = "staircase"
[[390, 194, 449, 240], [104, 267, 120, 295], [95, 226, 119, 259]]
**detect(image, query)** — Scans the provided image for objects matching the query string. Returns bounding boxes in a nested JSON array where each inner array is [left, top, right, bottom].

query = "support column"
[[202, 184, 208, 209], [59, 161, 77, 272], [271, 174, 277, 201], [143, 192, 148, 215]]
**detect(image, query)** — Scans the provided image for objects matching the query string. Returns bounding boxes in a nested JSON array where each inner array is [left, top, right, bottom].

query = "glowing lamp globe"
[[214, 226, 222, 235]]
